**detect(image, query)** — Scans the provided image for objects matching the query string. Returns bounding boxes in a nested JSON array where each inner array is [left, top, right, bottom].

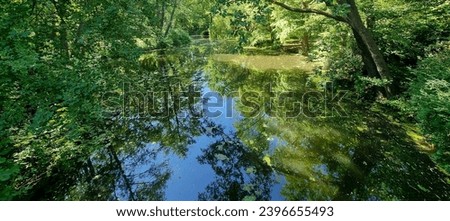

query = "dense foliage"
[[409, 44, 450, 173], [0, 0, 198, 200], [209, 0, 450, 172], [1, 0, 449, 200]]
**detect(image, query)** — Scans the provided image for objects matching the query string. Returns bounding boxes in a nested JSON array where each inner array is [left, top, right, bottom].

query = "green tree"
[[214, 0, 401, 95], [0, 0, 204, 200], [409, 43, 450, 173]]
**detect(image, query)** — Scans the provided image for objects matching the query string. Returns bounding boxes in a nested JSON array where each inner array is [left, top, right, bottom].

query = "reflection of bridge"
[[190, 35, 212, 44], [281, 39, 304, 54], [150, 35, 305, 55]]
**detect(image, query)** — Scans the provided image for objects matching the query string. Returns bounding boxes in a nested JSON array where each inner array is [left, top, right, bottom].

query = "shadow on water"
[[61, 46, 277, 201], [206, 56, 450, 200], [34, 46, 450, 200]]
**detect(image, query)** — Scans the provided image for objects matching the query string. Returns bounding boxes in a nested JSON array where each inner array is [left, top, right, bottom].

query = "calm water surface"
[[68, 46, 450, 200]]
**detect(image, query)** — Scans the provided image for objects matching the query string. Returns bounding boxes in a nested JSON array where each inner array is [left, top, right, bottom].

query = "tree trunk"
[[160, 1, 166, 34], [352, 29, 378, 78], [272, 0, 393, 97], [346, 0, 392, 96], [302, 33, 310, 56], [51, 0, 70, 58], [164, 0, 178, 38]]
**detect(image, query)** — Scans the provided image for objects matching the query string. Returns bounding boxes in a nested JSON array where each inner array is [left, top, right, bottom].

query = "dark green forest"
[[0, 0, 449, 200]]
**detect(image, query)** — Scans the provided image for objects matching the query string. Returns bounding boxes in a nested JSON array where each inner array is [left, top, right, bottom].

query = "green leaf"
[[0, 168, 16, 182]]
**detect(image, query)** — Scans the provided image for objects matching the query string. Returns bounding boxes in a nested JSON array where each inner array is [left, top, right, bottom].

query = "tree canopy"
[[1, 0, 449, 200]]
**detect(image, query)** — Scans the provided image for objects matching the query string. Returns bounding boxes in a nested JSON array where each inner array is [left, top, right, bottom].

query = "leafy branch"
[[271, 0, 348, 23]]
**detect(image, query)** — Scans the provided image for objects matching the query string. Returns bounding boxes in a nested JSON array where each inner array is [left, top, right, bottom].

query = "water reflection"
[[197, 127, 274, 201], [68, 48, 210, 200], [207, 57, 450, 200], [64, 46, 450, 201]]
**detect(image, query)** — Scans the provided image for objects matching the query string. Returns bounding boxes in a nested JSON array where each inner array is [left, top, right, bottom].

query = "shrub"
[[409, 43, 450, 172], [168, 29, 192, 47]]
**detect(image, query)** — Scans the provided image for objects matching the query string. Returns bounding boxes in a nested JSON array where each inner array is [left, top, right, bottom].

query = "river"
[[64, 45, 450, 200]]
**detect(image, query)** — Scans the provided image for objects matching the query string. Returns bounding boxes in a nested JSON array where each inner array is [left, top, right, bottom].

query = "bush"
[[409, 43, 450, 172], [168, 29, 191, 47]]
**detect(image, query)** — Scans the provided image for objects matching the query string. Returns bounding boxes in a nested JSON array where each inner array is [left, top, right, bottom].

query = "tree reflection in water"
[[206, 57, 450, 200], [55, 47, 450, 201], [197, 121, 274, 201], [67, 48, 210, 200]]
